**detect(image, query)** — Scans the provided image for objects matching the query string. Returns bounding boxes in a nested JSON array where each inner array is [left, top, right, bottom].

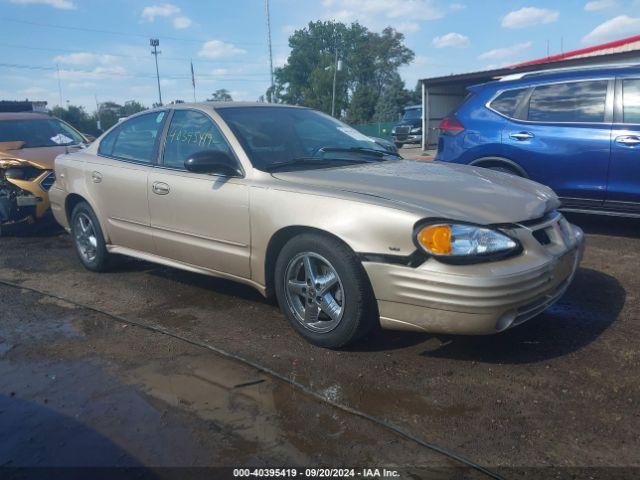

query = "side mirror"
[[184, 150, 242, 177]]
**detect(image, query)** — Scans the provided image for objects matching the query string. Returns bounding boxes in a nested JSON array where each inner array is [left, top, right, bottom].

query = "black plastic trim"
[[358, 250, 427, 268]]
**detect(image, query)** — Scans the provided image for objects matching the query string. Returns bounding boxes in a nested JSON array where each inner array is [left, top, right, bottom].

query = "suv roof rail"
[[497, 62, 640, 82]]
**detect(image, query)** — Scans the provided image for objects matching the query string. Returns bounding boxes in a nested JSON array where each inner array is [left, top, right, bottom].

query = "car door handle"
[[509, 132, 534, 141], [152, 181, 170, 195], [615, 135, 640, 146], [91, 171, 102, 183]]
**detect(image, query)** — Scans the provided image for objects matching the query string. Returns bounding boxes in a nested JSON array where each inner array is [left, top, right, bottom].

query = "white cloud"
[[198, 40, 246, 59], [10, 0, 75, 9], [432, 32, 470, 48], [20, 86, 50, 97], [211, 68, 229, 75], [53, 52, 118, 66], [57, 66, 128, 81], [450, 3, 466, 11], [173, 16, 192, 29], [479, 41, 532, 60], [395, 22, 420, 33], [141, 4, 192, 30], [141, 3, 180, 20], [584, 0, 617, 11], [68, 82, 97, 89], [322, 0, 443, 30], [501, 7, 559, 29], [582, 15, 640, 43]]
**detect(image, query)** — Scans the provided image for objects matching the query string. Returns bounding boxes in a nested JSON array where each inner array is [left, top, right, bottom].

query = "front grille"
[[40, 171, 55, 192], [395, 134, 409, 141], [395, 126, 411, 134]]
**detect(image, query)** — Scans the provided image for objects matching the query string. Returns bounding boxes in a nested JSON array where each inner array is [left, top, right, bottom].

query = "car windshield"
[[216, 106, 391, 171], [0, 118, 85, 148], [401, 108, 421, 120]]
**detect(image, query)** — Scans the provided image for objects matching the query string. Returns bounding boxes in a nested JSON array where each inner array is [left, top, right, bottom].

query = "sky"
[[1, 0, 639, 112]]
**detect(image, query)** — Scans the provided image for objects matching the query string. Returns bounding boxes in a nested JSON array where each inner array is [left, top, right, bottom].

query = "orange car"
[[0, 111, 88, 235]]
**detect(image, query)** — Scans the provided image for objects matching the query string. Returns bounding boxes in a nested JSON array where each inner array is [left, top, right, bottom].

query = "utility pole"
[[150, 38, 162, 106], [56, 63, 63, 106], [331, 49, 339, 117], [265, 0, 274, 99]]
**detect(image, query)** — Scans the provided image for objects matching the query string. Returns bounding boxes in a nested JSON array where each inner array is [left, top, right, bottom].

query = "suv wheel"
[[70, 202, 112, 272], [274, 233, 377, 348]]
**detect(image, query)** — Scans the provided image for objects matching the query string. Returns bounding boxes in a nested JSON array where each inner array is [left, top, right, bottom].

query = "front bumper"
[[364, 215, 585, 335], [392, 134, 422, 145]]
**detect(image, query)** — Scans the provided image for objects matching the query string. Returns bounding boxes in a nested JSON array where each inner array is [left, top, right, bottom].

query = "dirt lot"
[[1, 214, 639, 479]]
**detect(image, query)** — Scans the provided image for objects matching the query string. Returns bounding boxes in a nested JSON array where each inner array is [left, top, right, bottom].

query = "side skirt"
[[106, 245, 267, 296]]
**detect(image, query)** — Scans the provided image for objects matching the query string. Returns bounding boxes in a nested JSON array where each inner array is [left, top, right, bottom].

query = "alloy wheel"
[[74, 212, 98, 263], [284, 252, 345, 333]]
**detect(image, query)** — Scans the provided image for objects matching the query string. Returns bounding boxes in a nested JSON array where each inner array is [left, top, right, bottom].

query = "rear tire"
[[274, 233, 378, 348], [70, 202, 112, 272], [394, 142, 403, 150]]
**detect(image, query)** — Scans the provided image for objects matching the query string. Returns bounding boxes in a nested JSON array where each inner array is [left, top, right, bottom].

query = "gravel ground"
[[0, 213, 638, 479]]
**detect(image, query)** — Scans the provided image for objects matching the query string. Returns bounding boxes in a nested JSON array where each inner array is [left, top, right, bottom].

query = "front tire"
[[70, 202, 112, 272], [274, 233, 377, 348]]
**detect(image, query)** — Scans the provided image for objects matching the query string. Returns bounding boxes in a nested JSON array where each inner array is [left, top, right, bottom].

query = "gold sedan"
[[50, 103, 584, 348]]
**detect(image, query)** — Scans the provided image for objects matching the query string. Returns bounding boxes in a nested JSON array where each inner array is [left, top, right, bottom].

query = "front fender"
[[250, 186, 420, 286]]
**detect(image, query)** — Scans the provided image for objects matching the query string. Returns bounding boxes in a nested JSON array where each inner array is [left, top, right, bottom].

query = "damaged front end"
[[0, 155, 54, 229]]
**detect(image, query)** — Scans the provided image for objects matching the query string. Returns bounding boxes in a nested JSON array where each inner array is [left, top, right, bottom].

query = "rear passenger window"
[[622, 79, 640, 124], [490, 88, 528, 117], [98, 111, 166, 163], [528, 81, 608, 123]]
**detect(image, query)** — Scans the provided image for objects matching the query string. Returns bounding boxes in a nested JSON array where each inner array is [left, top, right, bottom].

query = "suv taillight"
[[438, 116, 465, 136]]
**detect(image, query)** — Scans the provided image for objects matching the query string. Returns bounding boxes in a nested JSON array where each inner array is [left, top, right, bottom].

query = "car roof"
[[0, 112, 54, 121], [472, 64, 640, 92], [173, 101, 308, 110]]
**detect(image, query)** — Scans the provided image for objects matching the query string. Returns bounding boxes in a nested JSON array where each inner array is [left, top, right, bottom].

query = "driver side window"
[[162, 110, 234, 170]]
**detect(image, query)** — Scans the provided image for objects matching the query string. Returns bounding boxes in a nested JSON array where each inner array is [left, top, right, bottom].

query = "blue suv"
[[435, 65, 640, 217]]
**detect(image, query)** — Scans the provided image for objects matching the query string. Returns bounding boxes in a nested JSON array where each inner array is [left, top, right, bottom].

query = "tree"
[[268, 21, 414, 123], [373, 73, 412, 123], [119, 100, 146, 117], [51, 104, 100, 136], [207, 89, 233, 102]]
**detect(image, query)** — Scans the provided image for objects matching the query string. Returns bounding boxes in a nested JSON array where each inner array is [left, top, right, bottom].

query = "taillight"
[[438, 116, 465, 136]]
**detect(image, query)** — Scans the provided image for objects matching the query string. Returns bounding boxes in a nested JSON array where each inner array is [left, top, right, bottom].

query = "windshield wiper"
[[319, 146, 401, 158], [265, 156, 374, 172]]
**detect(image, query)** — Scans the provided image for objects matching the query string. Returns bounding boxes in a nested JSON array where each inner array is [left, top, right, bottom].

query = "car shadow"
[[417, 268, 624, 364], [146, 265, 269, 304], [2, 218, 64, 238], [0, 395, 158, 478], [564, 212, 640, 238]]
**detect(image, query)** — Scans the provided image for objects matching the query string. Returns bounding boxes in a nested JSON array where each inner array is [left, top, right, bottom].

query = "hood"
[[272, 160, 559, 224], [0, 144, 72, 170]]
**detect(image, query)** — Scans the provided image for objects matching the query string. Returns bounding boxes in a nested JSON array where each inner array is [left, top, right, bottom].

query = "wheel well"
[[263, 226, 353, 298], [64, 193, 87, 223], [469, 157, 528, 178]]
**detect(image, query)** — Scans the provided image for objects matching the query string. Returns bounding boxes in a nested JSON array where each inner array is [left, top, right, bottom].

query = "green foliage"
[[373, 74, 412, 123], [50, 104, 99, 136], [207, 89, 233, 102], [268, 21, 415, 123]]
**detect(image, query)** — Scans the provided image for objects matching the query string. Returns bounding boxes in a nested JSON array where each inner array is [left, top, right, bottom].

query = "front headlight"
[[410, 127, 422, 133], [391, 127, 397, 134], [415, 222, 520, 263]]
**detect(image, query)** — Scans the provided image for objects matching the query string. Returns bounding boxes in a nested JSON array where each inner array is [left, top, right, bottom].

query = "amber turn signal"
[[417, 225, 452, 255]]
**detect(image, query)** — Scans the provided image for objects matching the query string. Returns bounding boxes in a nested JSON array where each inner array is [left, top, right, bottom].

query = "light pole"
[[265, 0, 274, 97], [150, 38, 162, 106], [331, 51, 342, 117]]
